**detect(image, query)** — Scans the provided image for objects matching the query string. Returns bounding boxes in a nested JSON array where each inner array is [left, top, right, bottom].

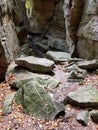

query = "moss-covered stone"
[[15, 81, 65, 120]]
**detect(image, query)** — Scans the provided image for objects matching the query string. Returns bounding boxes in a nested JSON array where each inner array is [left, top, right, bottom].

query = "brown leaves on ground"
[[0, 65, 98, 129]]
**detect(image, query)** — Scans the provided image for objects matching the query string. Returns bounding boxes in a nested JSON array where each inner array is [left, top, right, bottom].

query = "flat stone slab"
[[67, 86, 98, 108], [15, 56, 54, 73], [46, 51, 71, 62], [77, 59, 98, 70]]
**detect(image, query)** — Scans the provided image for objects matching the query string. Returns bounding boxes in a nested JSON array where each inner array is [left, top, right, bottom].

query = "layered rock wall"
[[63, 0, 84, 56], [49, 0, 66, 39], [0, 0, 28, 81], [77, 0, 98, 59], [63, 0, 98, 59], [29, 0, 55, 33]]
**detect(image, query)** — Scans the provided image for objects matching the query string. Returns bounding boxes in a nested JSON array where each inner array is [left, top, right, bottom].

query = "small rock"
[[46, 51, 71, 62], [76, 111, 89, 126], [67, 70, 84, 79], [90, 110, 98, 123], [67, 70, 84, 82], [65, 64, 80, 72], [15, 56, 54, 73], [65, 64, 87, 79], [77, 59, 98, 70], [3, 92, 16, 115]]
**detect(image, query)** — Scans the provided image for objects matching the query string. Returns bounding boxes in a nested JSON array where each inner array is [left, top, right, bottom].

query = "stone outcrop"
[[0, 0, 13, 81], [7, 0, 29, 45], [0, 0, 28, 81], [28, 0, 66, 39], [29, 0, 55, 33], [63, 0, 98, 59], [49, 0, 66, 39], [63, 0, 84, 57], [77, 0, 98, 59]]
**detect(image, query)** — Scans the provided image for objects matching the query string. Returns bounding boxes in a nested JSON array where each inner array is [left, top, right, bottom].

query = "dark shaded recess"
[[55, 111, 65, 120]]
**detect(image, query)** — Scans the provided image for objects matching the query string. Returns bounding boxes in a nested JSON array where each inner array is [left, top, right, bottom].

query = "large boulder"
[[49, 0, 66, 39], [15, 81, 65, 120], [15, 56, 55, 73], [0, 1, 13, 80]]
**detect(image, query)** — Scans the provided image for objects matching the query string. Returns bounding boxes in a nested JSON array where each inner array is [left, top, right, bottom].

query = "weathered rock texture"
[[63, 0, 98, 59], [49, 0, 66, 39], [15, 56, 55, 73], [29, 0, 55, 33], [7, 0, 28, 45], [29, 0, 66, 39], [0, 0, 13, 81], [77, 0, 98, 59], [0, 0, 28, 81], [63, 0, 84, 56]]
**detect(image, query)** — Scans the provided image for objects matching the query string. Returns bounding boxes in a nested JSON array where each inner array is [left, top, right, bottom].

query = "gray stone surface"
[[46, 51, 71, 62], [65, 64, 80, 72], [15, 56, 54, 73], [8, 68, 59, 90], [3, 92, 16, 115], [67, 70, 84, 81], [76, 111, 89, 126], [67, 58, 85, 64], [77, 60, 98, 70], [67, 86, 98, 108], [65, 64, 87, 78], [90, 110, 98, 123], [47, 38, 68, 52], [77, 0, 98, 59], [15, 81, 65, 120]]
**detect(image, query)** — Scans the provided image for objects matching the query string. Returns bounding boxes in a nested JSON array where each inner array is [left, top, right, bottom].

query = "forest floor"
[[0, 62, 98, 130]]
